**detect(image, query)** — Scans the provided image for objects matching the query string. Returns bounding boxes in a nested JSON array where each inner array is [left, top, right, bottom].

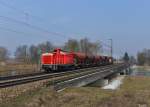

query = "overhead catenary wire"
[[0, 26, 69, 44], [0, 26, 40, 37], [0, 15, 68, 38], [0, 0, 44, 22], [0, 0, 112, 54], [0, 14, 112, 47], [0, 0, 112, 46], [0, 0, 68, 38], [0, 0, 25, 13]]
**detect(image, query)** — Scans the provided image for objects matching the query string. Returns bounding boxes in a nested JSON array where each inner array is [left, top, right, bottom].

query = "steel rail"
[[0, 72, 46, 81], [0, 65, 111, 81], [0, 64, 116, 82], [0, 64, 121, 81], [0, 63, 125, 88], [51, 63, 125, 86], [54, 63, 130, 91]]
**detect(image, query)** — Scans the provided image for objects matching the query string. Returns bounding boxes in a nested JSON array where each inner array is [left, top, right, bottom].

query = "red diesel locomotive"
[[41, 48, 113, 72]]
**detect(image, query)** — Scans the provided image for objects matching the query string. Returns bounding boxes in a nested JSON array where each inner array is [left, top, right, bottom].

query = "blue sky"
[[0, 0, 150, 57]]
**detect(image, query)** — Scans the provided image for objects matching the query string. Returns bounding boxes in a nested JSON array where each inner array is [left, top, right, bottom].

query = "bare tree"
[[14, 39, 102, 64], [29, 45, 39, 64], [38, 41, 54, 53], [15, 45, 29, 63], [137, 52, 145, 65], [79, 38, 101, 55], [80, 38, 89, 54], [0, 47, 9, 61], [137, 49, 150, 65], [63, 39, 79, 52], [88, 41, 101, 55]]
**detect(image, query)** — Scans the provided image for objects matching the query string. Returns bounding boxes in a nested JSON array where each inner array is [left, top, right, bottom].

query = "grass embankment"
[[1, 76, 150, 107], [135, 65, 150, 71], [0, 64, 38, 75]]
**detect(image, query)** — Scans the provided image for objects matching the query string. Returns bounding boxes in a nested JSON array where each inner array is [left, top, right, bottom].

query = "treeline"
[[0, 47, 9, 62], [0, 38, 101, 64], [14, 41, 54, 64], [63, 38, 101, 55], [122, 52, 136, 64], [137, 49, 150, 65]]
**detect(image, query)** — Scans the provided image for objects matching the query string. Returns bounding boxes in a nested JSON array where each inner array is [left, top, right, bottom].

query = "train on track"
[[41, 48, 113, 72]]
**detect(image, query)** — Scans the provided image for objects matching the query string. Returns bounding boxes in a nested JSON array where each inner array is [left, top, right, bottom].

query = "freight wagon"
[[41, 48, 113, 72]]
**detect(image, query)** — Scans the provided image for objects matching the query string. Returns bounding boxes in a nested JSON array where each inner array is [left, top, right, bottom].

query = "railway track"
[[0, 66, 105, 81], [0, 65, 110, 81], [51, 63, 127, 87], [0, 72, 46, 81], [0, 63, 125, 88]]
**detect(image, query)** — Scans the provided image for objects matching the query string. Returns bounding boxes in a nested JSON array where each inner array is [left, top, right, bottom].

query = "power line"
[[0, 25, 69, 42], [0, 0, 113, 51], [0, 26, 41, 37], [0, 0, 24, 13], [0, 15, 111, 46], [0, 0, 44, 22], [0, 0, 114, 48], [0, 15, 68, 38], [0, 0, 68, 38]]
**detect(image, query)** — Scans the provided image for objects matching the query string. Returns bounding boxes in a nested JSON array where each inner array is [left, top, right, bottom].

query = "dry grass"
[[0, 64, 38, 75], [23, 88, 113, 107], [1, 76, 150, 107], [0, 77, 54, 105], [135, 66, 150, 71], [100, 77, 150, 107]]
